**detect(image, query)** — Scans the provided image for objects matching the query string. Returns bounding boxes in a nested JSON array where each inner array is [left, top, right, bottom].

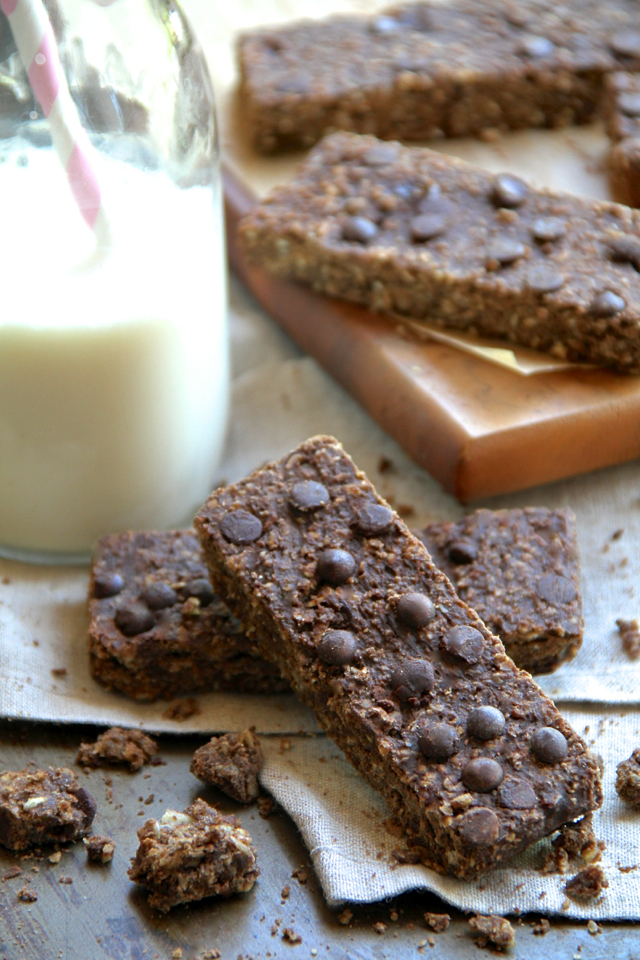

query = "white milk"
[[0, 145, 228, 557]]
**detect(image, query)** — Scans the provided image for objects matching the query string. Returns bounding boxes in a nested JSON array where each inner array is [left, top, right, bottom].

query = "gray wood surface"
[[0, 721, 638, 960]]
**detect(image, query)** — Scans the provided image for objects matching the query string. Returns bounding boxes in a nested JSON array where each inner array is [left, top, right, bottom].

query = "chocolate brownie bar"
[[239, 0, 640, 153], [0, 768, 96, 851], [604, 72, 640, 207], [417, 508, 583, 674], [239, 132, 640, 372], [128, 800, 259, 912], [195, 435, 602, 880], [89, 530, 286, 701]]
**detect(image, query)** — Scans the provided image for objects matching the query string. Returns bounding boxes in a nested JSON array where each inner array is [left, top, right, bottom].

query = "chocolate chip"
[[618, 92, 640, 117], [410, 213, 446, 242], [498, 777, 537, 810], [354, 503, 393, 536], [486, 239, 526, 265], [220, 510, 263, 545], [531, 726, 568, 764], [467, 706, 506, 741], [396, 593, 436, 629], [290, 480, 329, 512], [418, 722, 458, 759], [519, 35, 555, 58], [363, 143, 399, 166], [531, 217, 566, 243], [389, 660, 435, 700], [93, 572, 124, 599], [608, 235, 640, 271], [538, 573, 577, 605], [141, 582, 178, 610], [317, 630, 357, 666], [114, 604, 155, 637], [442, 625, 484, 664], [525, 265, 565, 293], [184, 578, 215, 606], [462, 757, 504, 793], [316, 548, 357, 586], [610, 32, 640, 59], [491, 174, 528, 208], [447, 539, 477, 564], [457, 808, 500, 846], [590, 290, 626, 316], [342, 216, 378, 244]]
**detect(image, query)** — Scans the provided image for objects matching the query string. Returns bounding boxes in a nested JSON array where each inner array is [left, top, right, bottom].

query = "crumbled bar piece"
[[89, 530, 286, 702], [257, 795, 277, 819], [555, 813, 605, 863], [239, 0, 640, 154], [282, 928, 302, 944], [76, 727, 158, 771], [0, 768, 96, 851], [468, 914, 515, 950], [190, 729, 264, 804], [616, 618, 640, 659], [195, 435, 602, 880], [2, 865, 23, 881], [240, 132, 640, 373], [424, 912, 450, 933], [604, 73, 640, 208], [17, 885, 37, 902], [532, 918, 551, 935], [419, 508, 583, 675], [83, 834, 115, 863], [162, 697, 201, 722], [128, 800, 259, 912], [616, 748, 640, 807], [564, 865, 609, 901]]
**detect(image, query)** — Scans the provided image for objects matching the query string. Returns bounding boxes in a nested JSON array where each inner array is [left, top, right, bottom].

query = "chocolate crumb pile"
[[76, 727, 158, 772], [564, 865, 609, 902]]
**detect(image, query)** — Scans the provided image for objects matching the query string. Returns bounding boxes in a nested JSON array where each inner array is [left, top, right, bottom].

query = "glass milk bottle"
[[0, 0, 228, 561]]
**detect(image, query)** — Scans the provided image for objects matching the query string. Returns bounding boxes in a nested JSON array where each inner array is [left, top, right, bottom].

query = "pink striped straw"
[[1, 0, 110, 246]]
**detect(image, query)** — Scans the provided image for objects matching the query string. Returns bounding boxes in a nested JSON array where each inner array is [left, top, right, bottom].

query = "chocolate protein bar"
[[239, 0, 640, 153], [195, 435, 602, 880], [239, 131, 640, 372], [418, 508, 583, 674], [89, 530, 286, 702]]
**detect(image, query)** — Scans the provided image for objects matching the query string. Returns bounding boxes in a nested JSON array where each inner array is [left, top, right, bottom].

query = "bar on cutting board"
[[195, 435, 602, 880]]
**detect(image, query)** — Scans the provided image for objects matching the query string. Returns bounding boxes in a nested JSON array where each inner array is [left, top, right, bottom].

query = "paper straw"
[[1, 0, 110, 247]]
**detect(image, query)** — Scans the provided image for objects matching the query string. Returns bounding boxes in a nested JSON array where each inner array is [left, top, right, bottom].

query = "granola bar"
[[604, 72, 640, 207], [239, 0, 640, 153], [417, 508, 583, 674], [89, 530, 286, 701], [0, 768, 96, 851], [239, 132, 640, 372], [127, 800, 259, 912], [195, 435, 602, 880]]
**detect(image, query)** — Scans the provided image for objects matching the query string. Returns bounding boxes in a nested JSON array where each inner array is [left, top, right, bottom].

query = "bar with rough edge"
[[195, 435, 602, 880]]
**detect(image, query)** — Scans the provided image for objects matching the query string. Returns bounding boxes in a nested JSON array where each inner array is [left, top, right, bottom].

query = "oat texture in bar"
[[239, 0, 640, 153], [0, 768, 96, 851], [239, 132, 640, 372], [418, 508, 583, 674], [128, 800, 259, 912], [195, 436, 602, 880], [89, 531, 286, 701], [604, 72, 640, 207]]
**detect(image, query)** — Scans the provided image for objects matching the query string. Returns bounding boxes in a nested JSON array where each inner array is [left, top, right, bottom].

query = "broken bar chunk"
[[76, 727, 158, 771], [0, 768, 96, 851], [239, 0, 640, 153], [615, 748, 640, 807], [418, 508, 583, 674], [127, 800, 259, 912], [604, 72, 640, 208], [191, 730, 264, 804], [195, 435, 602, 880], [239, 132, 640, 372], [89, 530, 286, 701]]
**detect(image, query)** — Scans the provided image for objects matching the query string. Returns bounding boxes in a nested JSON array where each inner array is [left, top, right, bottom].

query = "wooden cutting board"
[[185, 0, 640, 502]]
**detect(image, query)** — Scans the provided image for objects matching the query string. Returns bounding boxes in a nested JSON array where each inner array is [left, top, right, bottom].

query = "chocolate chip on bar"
[[604, 72, 640, 207], [239, 0, 640, 154], [88, 530, 286, 702], [195, 435, 602, 880], [417, 507, 584, 674], [239, 132, 640, 372]]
